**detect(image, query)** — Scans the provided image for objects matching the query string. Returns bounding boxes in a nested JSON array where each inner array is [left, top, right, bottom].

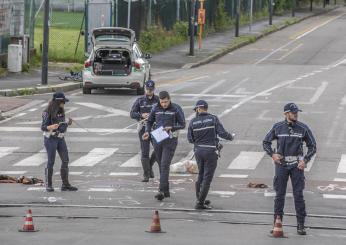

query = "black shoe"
[[61, 185, 78, 191], [297, 224, 306, 235], [164, 192, 170, 198], [141, 176, 149, 182], [195, 202, 212, 210], [155, 192, 165, 201], [204, 200, 211, 206], [46, 186, 54, 192]]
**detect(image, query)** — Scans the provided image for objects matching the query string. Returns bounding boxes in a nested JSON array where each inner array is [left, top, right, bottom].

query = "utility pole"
[[177, 0, 180, 21], [249, 0, 253, 32], [310, 0, 313, 12], [127, 0, 131, 28], [235, 0, 240, 37], [292, 0, 295, 17], [269, 0, 273, 25], [41, 0, 49, 85], [189, 0, 195, 56], [114, 0, 118, 26], [148, 0, 152, 26]]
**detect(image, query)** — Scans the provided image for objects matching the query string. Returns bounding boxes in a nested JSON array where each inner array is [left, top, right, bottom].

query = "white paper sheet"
[[151, 126, 170, 143]]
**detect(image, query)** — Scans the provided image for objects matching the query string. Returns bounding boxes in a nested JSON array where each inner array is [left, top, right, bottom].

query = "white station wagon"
[[82, 27, 151, 95]]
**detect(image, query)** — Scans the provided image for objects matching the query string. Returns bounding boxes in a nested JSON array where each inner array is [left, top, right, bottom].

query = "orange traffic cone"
[[146, 210, 165, 233], [18, 209, 39, 232], [272, 216, 284, 238]]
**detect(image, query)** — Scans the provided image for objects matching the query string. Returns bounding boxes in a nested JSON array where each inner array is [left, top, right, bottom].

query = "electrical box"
[[7, 44, 23, 72]]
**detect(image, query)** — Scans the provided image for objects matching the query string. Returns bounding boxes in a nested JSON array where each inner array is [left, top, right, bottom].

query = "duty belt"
[[43, 131, 65, 139], [283, 156, 303, 165]]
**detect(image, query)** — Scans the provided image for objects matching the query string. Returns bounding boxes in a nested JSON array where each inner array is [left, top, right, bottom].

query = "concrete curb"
[[189, 7, 339, 69], [0, 82, 82, 97]]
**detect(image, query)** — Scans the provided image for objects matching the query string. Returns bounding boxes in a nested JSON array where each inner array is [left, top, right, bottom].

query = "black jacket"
[[145, 102, 185, 133], [130, 95, 159, 121], [263, 120, 317, 164], [187, 112, 234, 149]]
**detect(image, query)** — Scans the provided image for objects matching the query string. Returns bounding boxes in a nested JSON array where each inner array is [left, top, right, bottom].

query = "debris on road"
[[247, 182, 268, 189], [0, 175, 43, 185], [170, 160, 199, 174]]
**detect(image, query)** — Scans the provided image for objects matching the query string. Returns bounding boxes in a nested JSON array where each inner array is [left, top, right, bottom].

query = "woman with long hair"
[[41, 92, 77, 192]]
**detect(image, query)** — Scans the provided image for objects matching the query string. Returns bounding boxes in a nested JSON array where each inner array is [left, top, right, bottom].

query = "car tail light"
[[134, 62, 141, 70], [84, 60, 92, 68]]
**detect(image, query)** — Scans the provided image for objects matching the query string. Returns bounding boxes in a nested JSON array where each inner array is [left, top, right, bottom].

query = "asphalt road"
[[1, 7, 346, 244]]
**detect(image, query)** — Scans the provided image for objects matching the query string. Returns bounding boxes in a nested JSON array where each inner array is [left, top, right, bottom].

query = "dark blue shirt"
[[41, 110, 68, 133], [145, 102, 186, 133], [130, 95, 159, 121], [263, 120, 317, 163], [187, 112, 234, 149]]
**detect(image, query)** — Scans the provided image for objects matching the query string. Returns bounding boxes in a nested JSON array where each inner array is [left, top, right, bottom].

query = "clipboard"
[[150, 126, 170, 143]]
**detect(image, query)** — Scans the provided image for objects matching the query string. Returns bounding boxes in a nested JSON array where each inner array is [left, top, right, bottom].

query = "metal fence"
[[30, 0, 344, 63], [0, 0, 36, 55], [115, 0, 268, 37]]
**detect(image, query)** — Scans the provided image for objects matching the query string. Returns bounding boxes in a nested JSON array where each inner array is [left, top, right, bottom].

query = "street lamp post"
[[41, 0, 50, 85], [189, 0, 195, 56]]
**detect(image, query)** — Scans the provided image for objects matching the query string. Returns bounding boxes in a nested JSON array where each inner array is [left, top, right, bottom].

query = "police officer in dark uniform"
[[143, 91, 186, 201], [187, 100, 235, 209], [263, 103, 316, 235], [41, 92, 78, 192], [130, 80, 159, 182]]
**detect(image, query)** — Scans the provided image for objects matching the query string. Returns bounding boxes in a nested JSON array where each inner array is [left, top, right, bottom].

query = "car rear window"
[[96, 35, 130, 43]]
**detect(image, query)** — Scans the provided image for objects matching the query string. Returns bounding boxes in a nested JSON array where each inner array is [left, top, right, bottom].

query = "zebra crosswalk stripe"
[[13, 149, 46, 166], [228, 151, 265, 170], [70, 148, 118, 167]]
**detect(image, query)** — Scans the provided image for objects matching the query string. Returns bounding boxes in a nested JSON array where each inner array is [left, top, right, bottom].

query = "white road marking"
[[0, 171, 27, 175], [0, 147, 19, 159], [54, 171, 83, 176], [120, 154, 141, 168], [75, 102, 128, 116], [323, 194, 346, 200], [333, 178, 346, 182], [277, 43, 303, 61], [88, 188, 115, 192], [109, 172, 139, 176], [254, 13, 345, 65], [70, 148, 118, 167], [307, 81, 328, 104], [65, 107, 79, 114], [28, 108, 38, 112], [0, 127, 137, 134], [305, 155, 316, 172], [264, 191, 293, 198], [219, 174, 248, 178], [210, 191, 236, 196], [228, 151, 265, 170], [70, 91, 82, 96], [27, 187, 47, 191], [193, 79, 226, 99], [170, 173, 193, 177], [171, 93, 246, 98], [13, 149, 46, 166], [336, 154, 346, 174]]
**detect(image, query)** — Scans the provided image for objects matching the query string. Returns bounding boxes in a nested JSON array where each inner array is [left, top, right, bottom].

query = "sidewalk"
[[0, 66, 82, 97], [150, 6, 338, 71]]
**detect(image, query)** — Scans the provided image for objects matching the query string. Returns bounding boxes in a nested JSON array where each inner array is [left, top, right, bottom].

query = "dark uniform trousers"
[[274, 163, 306, 223], [153, 138, 178, 193], [44, 136, 69, 169], [194, 148, 218, 203]]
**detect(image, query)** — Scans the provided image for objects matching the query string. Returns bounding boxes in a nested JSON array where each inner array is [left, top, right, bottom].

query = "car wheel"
[[136, 86, 145, 95], [83, 87, 92, 94]]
